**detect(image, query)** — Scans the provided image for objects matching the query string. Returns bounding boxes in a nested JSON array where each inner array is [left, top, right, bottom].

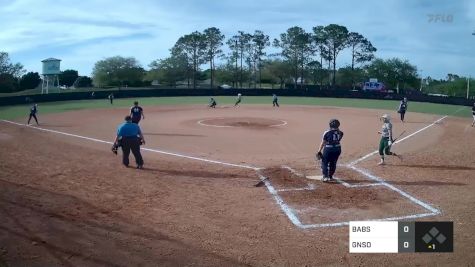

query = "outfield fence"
[[0, 88, 472, 106]]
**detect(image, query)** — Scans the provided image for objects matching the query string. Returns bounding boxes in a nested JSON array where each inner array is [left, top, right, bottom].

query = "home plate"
[[306, 175, 323, 180]]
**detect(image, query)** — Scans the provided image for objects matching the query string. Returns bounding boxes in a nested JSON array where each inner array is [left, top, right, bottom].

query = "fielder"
[[108, 93, 114, 105], [27, 104, 39, 125], [378, 114, 402, 165], [130, 101, 144, 124], [472, 102, 475, 127], [272, 94, 279, 107], [316, 119, 344, 182], [397, 97, 408, 122], [113, 115, 145, 169], [209, 97, 217, 108], [234, 93, 242, 107]]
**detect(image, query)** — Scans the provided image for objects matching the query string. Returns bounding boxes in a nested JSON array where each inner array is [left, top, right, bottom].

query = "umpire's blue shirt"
[[117, 122, 141, 138]]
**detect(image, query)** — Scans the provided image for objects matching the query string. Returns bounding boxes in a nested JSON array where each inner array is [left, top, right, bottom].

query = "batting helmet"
[[381, 114, 391, 122], [329, 119, 340, 129]]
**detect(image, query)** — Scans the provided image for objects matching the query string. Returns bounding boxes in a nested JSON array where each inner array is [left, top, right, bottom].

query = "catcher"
[[378, 114, 402, 165], [316, 119, 344, 182], [112, 115, 145, 169]]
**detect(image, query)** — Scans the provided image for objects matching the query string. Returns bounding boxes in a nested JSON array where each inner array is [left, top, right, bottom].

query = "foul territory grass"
[[0, 96, 471, 120]]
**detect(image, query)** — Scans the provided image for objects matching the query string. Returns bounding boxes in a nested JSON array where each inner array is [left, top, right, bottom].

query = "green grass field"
[[0, 96, 471, 120]]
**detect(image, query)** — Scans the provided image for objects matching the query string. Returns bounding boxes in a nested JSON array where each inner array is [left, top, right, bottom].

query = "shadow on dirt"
[[390, 180, 466, 186], [396, 164, 475, 171], [0, 178, 246, 267]]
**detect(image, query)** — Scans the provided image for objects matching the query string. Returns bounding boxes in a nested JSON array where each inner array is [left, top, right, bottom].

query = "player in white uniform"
[[378, 114, 402, 165], [234, 93, 242, 107]]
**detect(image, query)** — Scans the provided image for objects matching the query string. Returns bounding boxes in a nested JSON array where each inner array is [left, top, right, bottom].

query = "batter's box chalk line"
[[1, 118, 444, 229]]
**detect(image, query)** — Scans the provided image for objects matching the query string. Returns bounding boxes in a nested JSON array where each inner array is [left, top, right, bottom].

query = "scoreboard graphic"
[[349, 221, 453, 253]]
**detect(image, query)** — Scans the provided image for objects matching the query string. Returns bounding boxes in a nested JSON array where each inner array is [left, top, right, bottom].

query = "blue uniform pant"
[[321, 147, 341, 178]]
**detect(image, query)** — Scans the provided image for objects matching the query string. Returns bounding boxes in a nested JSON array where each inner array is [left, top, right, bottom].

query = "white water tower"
[[41, 58, 61, 94]]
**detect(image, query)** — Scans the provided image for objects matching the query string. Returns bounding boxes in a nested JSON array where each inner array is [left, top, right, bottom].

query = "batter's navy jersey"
[[322, 129, 344, 146], [472, 106, 475, 115], [130, 106, 143, 118], [30, 106, 37, 114]]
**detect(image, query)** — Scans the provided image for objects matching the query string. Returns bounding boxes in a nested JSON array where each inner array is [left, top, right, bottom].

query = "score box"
[[349, 221, 398, 253], [349, 221, 453, 253]]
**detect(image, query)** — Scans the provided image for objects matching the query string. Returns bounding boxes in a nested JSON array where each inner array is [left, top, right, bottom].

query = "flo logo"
[[427, 14, 453, 23]]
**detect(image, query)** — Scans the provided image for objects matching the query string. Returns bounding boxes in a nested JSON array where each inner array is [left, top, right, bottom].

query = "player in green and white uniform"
[[378, 114, 402, 165], [234, 93, 242, 107]]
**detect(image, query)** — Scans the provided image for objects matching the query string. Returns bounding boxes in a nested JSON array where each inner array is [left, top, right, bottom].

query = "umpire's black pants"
[[121, 137, 144, 167], [321, 146, 341, 178]]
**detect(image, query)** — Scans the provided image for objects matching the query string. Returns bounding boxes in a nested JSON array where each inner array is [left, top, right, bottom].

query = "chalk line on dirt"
[[0, 115, 445, 229]]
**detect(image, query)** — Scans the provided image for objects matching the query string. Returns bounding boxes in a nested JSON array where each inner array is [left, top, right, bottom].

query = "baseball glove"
[[316, 151, 323, 161], [111, 143, 119, 155]]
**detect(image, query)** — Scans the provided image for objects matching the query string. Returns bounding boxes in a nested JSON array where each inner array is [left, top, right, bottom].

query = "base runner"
[[378, 114, 402, 165]]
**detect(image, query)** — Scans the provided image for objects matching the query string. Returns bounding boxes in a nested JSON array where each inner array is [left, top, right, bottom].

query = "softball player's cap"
[[125, 115, 132, 121], [381, 114, 390, 120], [134, 101, 138, 105]]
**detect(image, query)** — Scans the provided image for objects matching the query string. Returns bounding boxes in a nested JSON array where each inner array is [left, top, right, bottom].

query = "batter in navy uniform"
[[114, 115, 145, 169], [130, 101, 144, 124], [27, 104, 39, 125], [316, 119, 343, 182]]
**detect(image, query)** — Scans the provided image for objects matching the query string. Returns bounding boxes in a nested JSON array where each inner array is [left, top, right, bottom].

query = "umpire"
[[316, 119, 344, 182], [114, 115, 145, 169]]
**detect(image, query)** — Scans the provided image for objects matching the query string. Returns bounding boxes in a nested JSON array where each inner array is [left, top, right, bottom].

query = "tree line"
[[1, 24, 473, 98]]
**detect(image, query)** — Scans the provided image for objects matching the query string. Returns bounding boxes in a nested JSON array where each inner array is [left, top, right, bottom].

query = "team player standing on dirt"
[[378, 114, 402, 165], [130, 101, 145, 124], [317, 119, 343, 182], [398, 97, 408, 122], [27, 104, 39, 125]]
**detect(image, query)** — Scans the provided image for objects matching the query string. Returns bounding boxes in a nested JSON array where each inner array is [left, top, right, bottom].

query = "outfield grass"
[[0, 96, 471, 120]]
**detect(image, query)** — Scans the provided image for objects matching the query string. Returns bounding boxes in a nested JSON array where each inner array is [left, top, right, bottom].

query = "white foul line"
[[0, 116, 445, 229], [347, 165, 440, 214], [1, 120, 260, 171], [257, 172, 303, 228], [348, 116, 448, 166]]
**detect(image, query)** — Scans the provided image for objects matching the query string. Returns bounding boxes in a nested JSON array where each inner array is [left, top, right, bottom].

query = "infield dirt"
[[1, 104, 474, 266]]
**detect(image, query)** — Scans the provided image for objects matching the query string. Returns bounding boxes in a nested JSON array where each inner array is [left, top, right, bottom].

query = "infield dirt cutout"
[[1, 104, 474, 266]]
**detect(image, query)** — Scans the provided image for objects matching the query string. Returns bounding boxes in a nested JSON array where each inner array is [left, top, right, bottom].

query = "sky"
[[1, 0, 474, 79]]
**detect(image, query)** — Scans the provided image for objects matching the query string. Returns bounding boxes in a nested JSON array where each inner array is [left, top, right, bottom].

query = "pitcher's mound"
[[198, 117, 287, 128]]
